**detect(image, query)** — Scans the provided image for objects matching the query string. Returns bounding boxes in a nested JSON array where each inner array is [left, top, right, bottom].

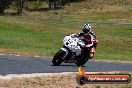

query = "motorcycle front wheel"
[[52, 49, 66, 66]]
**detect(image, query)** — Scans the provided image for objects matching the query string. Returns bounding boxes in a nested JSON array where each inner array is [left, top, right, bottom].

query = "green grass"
[[0, 18, 65, 56], [0, 0, 132, 61], [95, 24, 132, 60]]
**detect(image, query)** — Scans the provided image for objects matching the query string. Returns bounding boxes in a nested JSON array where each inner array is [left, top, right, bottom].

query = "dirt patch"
[[0, 72, 131, 88]]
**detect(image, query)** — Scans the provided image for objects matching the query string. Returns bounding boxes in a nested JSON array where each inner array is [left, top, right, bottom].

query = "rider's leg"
[[88, 47, 96, 59]]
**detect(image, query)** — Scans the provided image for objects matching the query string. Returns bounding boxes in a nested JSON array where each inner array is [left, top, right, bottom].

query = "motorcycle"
[[52, 35, 90, 66]]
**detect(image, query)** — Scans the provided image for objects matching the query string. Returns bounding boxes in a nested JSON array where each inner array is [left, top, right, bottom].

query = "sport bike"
[[52, 35, 90, 66]]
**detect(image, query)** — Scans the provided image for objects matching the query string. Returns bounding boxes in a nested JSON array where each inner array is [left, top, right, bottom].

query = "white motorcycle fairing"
[[62, 35, 85, 56], [52, 35, 89, 66]]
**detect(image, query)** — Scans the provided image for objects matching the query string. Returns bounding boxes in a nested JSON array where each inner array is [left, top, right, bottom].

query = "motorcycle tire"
[[52, 49, 66, 66], [75, 59, 88, 67]]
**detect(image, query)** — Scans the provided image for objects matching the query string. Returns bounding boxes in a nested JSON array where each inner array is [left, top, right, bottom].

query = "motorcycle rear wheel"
[[52, 49, 66, 66], [75, 58, 88, 66]]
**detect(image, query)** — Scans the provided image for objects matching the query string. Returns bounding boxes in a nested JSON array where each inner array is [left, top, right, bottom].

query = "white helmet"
[[82, 23, 91, 34]]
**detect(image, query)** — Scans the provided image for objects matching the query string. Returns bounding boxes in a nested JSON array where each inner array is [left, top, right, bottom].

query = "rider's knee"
[[89, 53, 94, 59]]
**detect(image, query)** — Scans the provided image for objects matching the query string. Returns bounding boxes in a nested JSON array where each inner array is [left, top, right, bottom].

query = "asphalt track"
[[0, 55, 132, 76]]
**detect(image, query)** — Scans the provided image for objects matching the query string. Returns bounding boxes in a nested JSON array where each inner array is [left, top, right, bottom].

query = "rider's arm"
[[86, 32, 98, 48], [90, 32, 98, 45], [85, 40, 93, 48], [77, 32, 84, 37], [70, 32, 84, 38]]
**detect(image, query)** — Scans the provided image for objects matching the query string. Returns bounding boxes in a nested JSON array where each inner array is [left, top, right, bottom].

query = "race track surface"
[[0, 55, 132, 76]]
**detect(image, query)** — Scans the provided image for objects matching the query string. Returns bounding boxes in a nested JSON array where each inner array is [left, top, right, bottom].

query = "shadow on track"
[[51, 64, 86, 67]]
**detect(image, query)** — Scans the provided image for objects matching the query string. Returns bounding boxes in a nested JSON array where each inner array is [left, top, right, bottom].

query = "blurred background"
[[0, 0, 131, 61]]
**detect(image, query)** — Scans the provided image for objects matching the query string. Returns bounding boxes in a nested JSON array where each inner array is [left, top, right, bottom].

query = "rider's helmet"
[[82, 23, 91, 35]]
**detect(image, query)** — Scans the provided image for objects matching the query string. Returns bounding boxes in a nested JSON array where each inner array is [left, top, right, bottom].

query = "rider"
[[71, 23, 98, 59]]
